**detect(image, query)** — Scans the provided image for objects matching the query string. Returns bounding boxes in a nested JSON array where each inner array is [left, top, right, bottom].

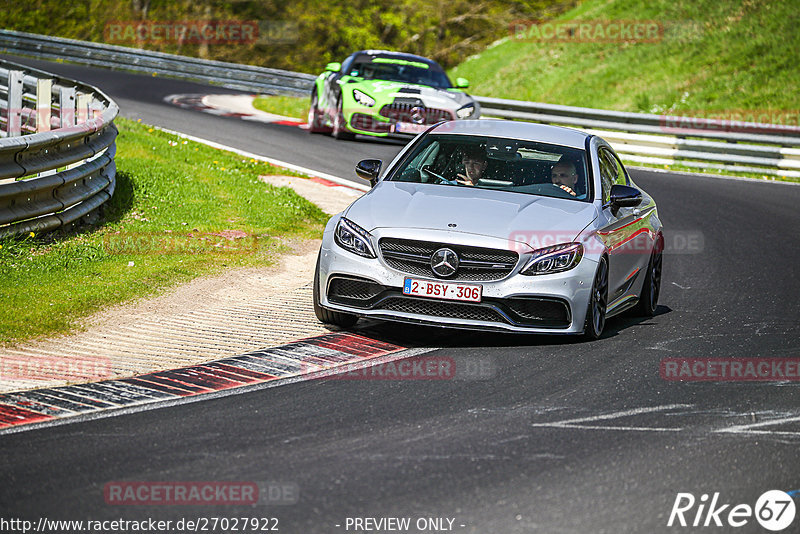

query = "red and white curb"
[[0, 333, 413, 434], [164, 93, 305, 127]]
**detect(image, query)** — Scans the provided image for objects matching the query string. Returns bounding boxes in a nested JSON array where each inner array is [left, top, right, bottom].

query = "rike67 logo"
[[668, 490, 796, 531]]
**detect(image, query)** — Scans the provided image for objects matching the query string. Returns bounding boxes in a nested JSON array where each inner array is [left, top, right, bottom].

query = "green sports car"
[[307, 50, 480, 140]]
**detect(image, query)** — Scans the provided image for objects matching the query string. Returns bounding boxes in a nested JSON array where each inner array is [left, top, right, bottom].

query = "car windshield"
[[348, 58, 452, 88], [387, 134, 591, 201]]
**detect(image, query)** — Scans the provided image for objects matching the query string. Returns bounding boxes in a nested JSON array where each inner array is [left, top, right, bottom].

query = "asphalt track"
[[1, 55, 799, 533]]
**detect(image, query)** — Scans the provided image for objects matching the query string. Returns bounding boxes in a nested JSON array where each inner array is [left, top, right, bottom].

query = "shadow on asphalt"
[[342, 304, 674, 349]]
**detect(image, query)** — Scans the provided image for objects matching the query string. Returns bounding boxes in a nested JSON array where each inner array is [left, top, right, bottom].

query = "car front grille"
[[378, 238, 518, 281], [375, 295, 569, 328], [381, 297, 504, 323], [379, 103, 453, 125]]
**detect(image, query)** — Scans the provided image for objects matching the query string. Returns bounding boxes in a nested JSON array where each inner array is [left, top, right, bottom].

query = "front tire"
[[583, 257, 608, 340], [307, 91, 331, 134], [332, 97, 355, 140], [313, 252, 358, 328]]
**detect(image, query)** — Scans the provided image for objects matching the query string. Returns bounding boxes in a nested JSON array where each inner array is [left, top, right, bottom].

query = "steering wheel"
[[422, 165, 457, 185], [551, 183, 577, 197]]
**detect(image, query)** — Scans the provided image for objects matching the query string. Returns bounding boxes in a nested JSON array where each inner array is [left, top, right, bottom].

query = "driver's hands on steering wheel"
[[553, 183, 577, 196]]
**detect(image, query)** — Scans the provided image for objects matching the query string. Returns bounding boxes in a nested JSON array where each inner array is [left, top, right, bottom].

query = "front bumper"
[[318, 228, 598, 334], [345, 101, 466, 138], [346, 112, 435, 138]]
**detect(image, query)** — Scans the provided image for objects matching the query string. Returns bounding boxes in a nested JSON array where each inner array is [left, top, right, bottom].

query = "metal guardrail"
[[0, 29, 316, 96], [475, 97, 800, 178], [0, 58, 118, 237], [2, 29, 798, 178]]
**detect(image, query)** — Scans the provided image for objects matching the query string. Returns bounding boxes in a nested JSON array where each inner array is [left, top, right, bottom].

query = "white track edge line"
[[152, 126, 370, 191]]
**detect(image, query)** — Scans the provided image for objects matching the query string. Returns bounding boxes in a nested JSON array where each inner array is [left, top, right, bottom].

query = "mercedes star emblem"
[[409, 106, 426, 125], [430, 248, 459, 278]]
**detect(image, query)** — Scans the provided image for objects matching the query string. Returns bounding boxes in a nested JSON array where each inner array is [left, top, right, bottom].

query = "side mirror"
[[609, 184, 642, 211], [455, 77, 470, 89], [355, 159, 382, 187], [325, 62, 341, 72]]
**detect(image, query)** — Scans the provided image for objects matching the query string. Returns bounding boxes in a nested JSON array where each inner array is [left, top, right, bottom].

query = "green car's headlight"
[[520, 243, 583, 275], [456, 104, 476, 119], [353, 89, 376, 107], [334, 218, 376, 258]]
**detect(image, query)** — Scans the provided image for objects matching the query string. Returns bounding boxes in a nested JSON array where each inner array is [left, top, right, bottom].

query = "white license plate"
[[394, 122, 428, 134], [402, 278, 482, 303]]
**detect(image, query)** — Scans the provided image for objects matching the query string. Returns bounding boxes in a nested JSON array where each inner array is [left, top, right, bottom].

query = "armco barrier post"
[[59, 86, 76, 127], [36, 78, 52, 132], [77, 92, 90, 125], [7, 70, 24, 137]]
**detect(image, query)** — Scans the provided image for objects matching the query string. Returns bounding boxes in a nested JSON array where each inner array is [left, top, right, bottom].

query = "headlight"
[[353, 89, 375, 107], [334, 218, 376, 258], [456, 104, 475, 119], [520, 243, 583, 275]]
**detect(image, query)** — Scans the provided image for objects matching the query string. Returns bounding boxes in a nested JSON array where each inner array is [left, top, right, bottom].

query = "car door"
[[595, 145, 649, 307]]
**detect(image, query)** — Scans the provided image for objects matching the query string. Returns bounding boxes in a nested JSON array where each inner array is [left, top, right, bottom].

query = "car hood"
[[351, 79, 475, 111], [345, 182, 598, 247]]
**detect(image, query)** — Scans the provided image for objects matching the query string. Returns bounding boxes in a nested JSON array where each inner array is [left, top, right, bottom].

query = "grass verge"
[[0, 117, 328, 345], [252, 95, 308, 120], [449, 0, 799, 115]]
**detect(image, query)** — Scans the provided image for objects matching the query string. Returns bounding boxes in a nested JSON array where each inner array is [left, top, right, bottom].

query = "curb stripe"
[[0, 332, 405, 433], [121, 377, 198, 396], [79, 382, 164, 404], [0, 405, 53, 428], [34, 390, 115, 409], [99, 381, 175, 400], [0, 394, 76, 416], [58, 385, 126, 405], [183, 367, 252, 388], [205, 363, 275, 381]]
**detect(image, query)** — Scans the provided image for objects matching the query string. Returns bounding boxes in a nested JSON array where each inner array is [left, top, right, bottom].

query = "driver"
[[550, 160, 579, 196], [457, 147, 488, 186]]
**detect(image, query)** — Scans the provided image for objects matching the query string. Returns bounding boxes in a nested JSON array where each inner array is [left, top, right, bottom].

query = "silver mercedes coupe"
[[313, 120, 663, 339]]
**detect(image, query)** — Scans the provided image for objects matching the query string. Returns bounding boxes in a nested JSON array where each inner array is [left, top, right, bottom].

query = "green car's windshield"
[[387, 135, 591, 202], [348, 59, 452, 89]]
